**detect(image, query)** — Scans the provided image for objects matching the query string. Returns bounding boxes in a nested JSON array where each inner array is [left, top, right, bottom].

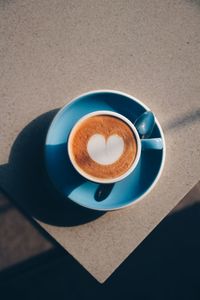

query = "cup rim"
[[68, 110, 142, 184]]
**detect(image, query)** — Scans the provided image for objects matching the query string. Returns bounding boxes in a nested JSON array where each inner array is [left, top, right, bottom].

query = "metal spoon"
[[134, 111, 155, 139]]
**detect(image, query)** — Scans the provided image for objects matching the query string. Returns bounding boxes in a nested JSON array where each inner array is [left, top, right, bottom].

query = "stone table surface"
[[0, 0, 200, 283]]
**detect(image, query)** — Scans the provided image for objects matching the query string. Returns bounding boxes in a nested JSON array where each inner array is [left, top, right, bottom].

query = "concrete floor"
[[1, 184, 200, 300], [0, 191, 52, 271], [0, 182, 199, 272]]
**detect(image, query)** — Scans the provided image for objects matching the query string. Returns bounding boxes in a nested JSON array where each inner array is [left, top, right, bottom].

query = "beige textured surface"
[[172, 181, 200, 213], [0, 0, 200, 282]]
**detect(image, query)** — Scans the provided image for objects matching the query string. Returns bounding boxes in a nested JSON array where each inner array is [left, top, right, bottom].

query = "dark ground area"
[[0, 200, 200, 300]]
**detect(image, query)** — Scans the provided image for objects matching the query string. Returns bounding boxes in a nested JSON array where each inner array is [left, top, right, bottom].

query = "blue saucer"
[[45, 90, 165, 211]]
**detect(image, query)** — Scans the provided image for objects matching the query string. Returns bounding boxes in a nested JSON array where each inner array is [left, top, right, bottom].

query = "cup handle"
[[141, 138, 163, 150]]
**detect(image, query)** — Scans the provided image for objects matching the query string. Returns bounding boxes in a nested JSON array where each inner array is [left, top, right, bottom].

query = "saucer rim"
[[45, 89, 166, 211]]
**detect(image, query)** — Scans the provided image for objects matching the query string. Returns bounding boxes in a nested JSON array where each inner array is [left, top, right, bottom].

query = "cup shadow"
[[0, 109, 105, 226], [94, 184, 115, 202]]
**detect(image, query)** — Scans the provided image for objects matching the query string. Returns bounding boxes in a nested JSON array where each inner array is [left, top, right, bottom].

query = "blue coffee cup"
[[68, 110, 163, 184]]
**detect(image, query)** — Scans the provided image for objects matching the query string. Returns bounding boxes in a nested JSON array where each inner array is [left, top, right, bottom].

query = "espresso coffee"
[[69, 115, 137, 181]]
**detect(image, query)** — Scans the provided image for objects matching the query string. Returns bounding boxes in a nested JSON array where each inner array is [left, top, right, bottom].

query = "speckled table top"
[[0, 0, 200, 283]]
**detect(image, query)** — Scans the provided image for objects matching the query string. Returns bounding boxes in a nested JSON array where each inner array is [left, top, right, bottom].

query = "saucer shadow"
[[0, 109, 105, 226]]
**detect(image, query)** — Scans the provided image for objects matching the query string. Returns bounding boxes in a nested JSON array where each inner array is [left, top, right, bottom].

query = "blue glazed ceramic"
[[45, 90, 166, 211]]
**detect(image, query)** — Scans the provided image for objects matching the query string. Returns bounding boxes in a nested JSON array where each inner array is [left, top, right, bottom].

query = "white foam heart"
[[87, 134, 124, 165]]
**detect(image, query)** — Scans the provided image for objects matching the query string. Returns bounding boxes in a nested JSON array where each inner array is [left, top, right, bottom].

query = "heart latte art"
[[87, 134, 124, 165], [69, 115, 137, 180]]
